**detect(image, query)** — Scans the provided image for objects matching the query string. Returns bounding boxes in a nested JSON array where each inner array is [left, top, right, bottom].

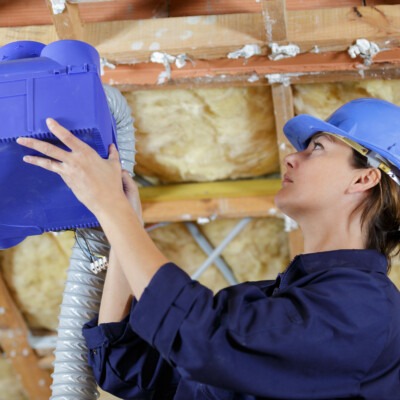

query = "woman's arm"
[[98, 248, 133, 324], [98, 171, 147, 324], [17, 119, 168, 299]]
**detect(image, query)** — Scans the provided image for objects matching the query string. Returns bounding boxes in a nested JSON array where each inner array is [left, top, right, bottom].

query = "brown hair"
[[351, 150, 400, 271]]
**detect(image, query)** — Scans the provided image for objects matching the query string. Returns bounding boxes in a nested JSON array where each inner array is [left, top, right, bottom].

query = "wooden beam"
[[270, 84, 304, 257], [142, 196, 278, 223], [102, 49, 400, 89], [139, 179, 281, 222], [261, 0, 288, 43], [86, 13, 266, 63], [0, 273, 52, 400], [85, 6, 400, 62], [0, 0, 365, 28], [45, 0, 84, 40], [271, 85, 295, 167], [286, 0, 363, 9], [1, 6, 400, 63]]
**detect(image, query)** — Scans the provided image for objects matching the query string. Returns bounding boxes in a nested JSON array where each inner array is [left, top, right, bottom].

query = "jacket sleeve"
[[130, 262, 389, 399], [82, 300, 179, 400]]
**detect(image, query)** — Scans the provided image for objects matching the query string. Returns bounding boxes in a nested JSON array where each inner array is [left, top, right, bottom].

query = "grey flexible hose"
[[50, 85, 136, 400]]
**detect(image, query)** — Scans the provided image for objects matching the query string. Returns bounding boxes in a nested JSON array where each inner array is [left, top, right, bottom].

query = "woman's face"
[[275, 133, 358, 220]]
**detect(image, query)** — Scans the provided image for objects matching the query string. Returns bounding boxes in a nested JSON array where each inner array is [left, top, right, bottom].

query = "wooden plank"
[[169, 0, 262, 16], [0, 0, 167, 27], [270, 84, 304, 257], [271, 85, 295, 167], [0, 0, 366, 28], [261, 0, 288, 43], [78, 0, 169, 20], [0, 273, 52, 400], [85, 13, 266, 63], [93, 6, 400, 63], [0, 25, 58, 45], [365, 1, 399, 4], [2, 5, 398, 63], [138, 179, 281, 222], [45, 0, 84, 40], [101, 49, 400, 89], [170, 0, 364, 16], [95, 5, 400, 61], [142, 196, 279, 223], [139, 179, 281, 202], [286, 0, 363, 9]]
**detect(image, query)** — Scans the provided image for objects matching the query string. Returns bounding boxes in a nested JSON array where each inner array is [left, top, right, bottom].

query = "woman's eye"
[[312, 141, 323, 150]]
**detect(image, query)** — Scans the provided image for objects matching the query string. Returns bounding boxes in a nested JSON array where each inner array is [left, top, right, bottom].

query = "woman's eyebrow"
[[312, 133, 335, 143]]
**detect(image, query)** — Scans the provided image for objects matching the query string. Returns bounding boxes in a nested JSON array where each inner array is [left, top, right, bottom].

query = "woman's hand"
[[16, 118, 125, 216]]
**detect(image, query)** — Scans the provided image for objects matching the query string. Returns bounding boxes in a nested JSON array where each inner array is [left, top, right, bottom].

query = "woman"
[[17, 98, 400, 399]]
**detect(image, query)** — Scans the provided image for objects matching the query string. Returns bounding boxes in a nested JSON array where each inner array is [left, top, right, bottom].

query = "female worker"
[[17, 98, 400, 399]]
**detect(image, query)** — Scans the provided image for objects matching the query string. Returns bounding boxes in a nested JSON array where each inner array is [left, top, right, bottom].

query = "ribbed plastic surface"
[[0, 40, 117, 248]]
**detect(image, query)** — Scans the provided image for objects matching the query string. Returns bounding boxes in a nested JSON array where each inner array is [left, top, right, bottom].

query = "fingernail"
[[23, 156, 31, 162], [46, 118, 55, 127]]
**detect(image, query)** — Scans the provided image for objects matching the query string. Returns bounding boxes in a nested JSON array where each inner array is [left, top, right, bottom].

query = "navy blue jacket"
[[82, 250, 400, 399]]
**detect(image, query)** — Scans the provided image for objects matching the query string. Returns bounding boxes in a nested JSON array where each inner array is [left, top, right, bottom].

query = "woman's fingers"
[[45, 118, 88, 152], [16, 136, 68, 162], [22, 155, 63, 174]]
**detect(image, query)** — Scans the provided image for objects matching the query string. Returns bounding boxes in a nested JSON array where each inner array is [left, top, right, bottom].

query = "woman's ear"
[[348, 168, 381, 194]]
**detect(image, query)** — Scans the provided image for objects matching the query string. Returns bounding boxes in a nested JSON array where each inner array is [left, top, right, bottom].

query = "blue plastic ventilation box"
[[0, 40, 117, 249]]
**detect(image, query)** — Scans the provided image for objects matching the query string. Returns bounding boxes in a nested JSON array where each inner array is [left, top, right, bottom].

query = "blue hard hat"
[[283, 98, 400, 173]]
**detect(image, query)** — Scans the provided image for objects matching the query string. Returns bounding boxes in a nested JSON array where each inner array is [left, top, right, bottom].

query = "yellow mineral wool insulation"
[[0, 353, 27, 400], [293, 80, 400, 119], [390, 257, 400, 289], [199, 218, 289, 283], [1, 232, 75, 330], [148, 217, 290, 292], [124, 86, 279, 183], [148, 223, 229, 292]]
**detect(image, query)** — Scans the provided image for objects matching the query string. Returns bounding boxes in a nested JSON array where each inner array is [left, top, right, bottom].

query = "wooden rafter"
[[1, 6, 399, 63], [139, 179, 281, 223], [99, 49, 400, 90], [261, 0, 288, 43], [270, 84, 304, 257], [45, 0, 84, 40], [0, 0, 366, 28]]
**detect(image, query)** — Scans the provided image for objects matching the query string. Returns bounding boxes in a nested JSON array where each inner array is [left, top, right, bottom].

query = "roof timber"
[[1, 6, 399, 63], [139, 179, 282, 223], [102, 50, 400, 90], [0, 0, 366, 27]]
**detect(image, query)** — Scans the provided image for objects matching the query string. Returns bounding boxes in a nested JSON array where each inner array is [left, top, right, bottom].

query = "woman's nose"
[[284, 152, 297, 169]]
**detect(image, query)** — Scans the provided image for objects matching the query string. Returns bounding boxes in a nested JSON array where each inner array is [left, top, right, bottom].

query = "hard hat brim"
[[283, 114, 351, 151]]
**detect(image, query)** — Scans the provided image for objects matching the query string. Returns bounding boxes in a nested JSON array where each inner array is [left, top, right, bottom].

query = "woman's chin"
[[274, 192, 296, 219]]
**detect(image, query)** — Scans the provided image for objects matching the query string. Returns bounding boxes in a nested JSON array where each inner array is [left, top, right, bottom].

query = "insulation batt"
[[0, 354, 27, 400], [149, 218, 289, 293], [293, 80, 400, 119], [124, 86, 279, 183], [1, 232, 75, 330]]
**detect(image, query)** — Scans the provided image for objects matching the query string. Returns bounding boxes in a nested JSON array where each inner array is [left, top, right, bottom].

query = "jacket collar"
[[295, 249, 388, 275], [275, 250, 388, 292]]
